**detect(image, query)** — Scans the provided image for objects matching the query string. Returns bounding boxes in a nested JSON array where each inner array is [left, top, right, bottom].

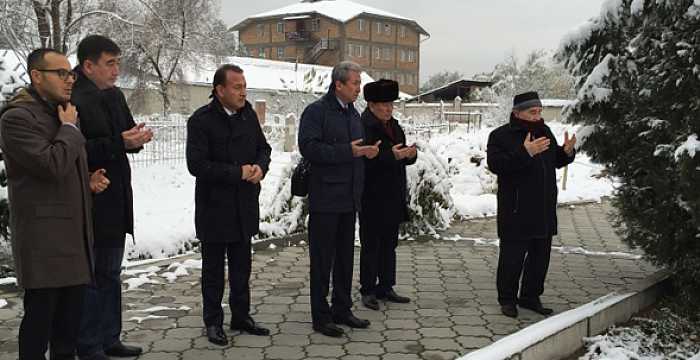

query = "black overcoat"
[[360, 109, 416, 226], [186, 97, 272, 242], [487, 114, 575, 241], [71, 68, 140, 247]]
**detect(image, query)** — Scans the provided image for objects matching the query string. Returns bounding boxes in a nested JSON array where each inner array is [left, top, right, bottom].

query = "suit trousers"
[[77, 247, 125, 357], [19, 285, 86, 360], [201, 240, 252, 327], [496, 236, 552, 305], [359, 216, 399, 296], [308, 211, 356, 326]]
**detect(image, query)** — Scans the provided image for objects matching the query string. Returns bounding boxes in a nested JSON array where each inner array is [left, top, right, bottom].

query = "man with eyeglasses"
[[71, 35, 151, 360], [0, 48, 110, 359]]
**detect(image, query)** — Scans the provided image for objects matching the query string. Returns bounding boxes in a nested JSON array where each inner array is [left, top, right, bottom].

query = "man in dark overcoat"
[[298, 61, 380, 337], [358, 79, 417, 311], [487, 91, 577, 318], [72, 35, 151, 359], [0, 48, 108, 359], [186, 64, 272, 346]]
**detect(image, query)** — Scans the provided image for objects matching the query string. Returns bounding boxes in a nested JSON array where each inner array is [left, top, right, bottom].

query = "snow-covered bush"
[[557, 0, 700, 300], [258, 152, 308, 239], [402, 139, 456, 235]]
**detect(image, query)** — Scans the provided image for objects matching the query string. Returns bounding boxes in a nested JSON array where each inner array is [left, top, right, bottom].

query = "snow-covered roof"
[[232, 0, 428, 35], [165, 55, 412, 98], [176, 55, 364, 93]]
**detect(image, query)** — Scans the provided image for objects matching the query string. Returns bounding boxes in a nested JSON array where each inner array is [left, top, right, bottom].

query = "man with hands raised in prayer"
[[358, 79, 417, 311], [187, 64, 272, 346], [71, 35, 151, 360], [298, 61, 377, 337], [487, 91, 576, 319]]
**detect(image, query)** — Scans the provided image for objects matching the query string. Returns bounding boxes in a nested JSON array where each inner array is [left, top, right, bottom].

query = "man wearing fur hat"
[[487, 91, 576, 318], [358, 79, 416, 311]]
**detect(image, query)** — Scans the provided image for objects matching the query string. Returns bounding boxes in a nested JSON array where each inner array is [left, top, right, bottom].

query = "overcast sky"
[[221, 0, 607, 82]]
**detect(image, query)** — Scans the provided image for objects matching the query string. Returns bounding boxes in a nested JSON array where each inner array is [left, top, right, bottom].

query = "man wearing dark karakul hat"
[[358, 79, 417, 311]]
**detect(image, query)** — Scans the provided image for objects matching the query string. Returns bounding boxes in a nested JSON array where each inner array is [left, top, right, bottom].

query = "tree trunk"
[[32, 1, 51, 48], [50, 0, 62, 51]]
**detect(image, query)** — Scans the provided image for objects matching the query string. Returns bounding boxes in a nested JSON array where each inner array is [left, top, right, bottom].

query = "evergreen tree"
[[558, 0, 700, 300]]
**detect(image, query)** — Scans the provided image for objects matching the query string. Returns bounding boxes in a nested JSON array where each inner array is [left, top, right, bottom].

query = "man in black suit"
[[186, 64, 272, 346], [72, 35, 151, 360]]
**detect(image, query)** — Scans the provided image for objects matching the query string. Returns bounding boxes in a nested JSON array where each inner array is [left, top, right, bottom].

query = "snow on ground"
[[0, 299, 6, 308], [425, 121, 616, 219], [119, 119, 615, 260], [460, 293, 635, 360], [578, 309, 700, 360]]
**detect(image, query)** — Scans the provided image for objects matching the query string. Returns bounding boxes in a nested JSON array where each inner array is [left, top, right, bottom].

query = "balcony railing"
[[285, 31, 310, 41]]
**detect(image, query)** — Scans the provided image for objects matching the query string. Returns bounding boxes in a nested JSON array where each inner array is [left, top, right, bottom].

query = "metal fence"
[[128, 116, 289, 168]]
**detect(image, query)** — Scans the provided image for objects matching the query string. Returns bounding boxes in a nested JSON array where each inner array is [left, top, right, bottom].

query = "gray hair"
[[331, 61, 362, 84]]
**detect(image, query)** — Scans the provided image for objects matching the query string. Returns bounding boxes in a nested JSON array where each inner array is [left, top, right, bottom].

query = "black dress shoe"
[[313, 322, 344, 337], [230, 318, 270, 336], [332, 313, 370, 328], [377, 289, 410, 303], [362, 294, 379, 310], [501, 304, 518, 318], [518, 300, 554, 316], [206, 325, 229, 346], [104, 342, 143, 357]]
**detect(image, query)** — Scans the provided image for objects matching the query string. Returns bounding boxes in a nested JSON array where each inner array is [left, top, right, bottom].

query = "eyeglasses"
[[36, 69, 77, 81]]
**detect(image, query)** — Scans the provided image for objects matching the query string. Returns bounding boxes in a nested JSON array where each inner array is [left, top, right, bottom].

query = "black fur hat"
[[363, 79, 399, 102]]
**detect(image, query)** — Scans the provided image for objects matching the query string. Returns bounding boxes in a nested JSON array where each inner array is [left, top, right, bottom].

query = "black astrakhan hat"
[[513, 91, 542, 110], [363, 79, 399, 102]]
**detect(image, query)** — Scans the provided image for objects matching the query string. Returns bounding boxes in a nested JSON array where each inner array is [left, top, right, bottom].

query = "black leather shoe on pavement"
[[313, 322, 344, 337], [205, 325, 229, 346], [501, 304, 518, 318], [377, 289, 410, 303], [518, 300, 554, 316], [104, 342, 143, 357], [230, 318, 270, 336], [362, 294, 379, 310], [332, 314, 370, 328]]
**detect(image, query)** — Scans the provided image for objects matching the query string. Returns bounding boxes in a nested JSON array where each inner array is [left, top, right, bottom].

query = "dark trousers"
[[497, 236, 552, 306], [77, 247, 125, 357], [19, 285, 86, 360], [201, 240, 252, 327], [308, 211, 356, 326], [359, 216, 399, 296]]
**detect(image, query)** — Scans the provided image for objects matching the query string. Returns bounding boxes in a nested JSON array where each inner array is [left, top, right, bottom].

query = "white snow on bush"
[[577, 53, 615, 103], [674, 134, 699, 161]]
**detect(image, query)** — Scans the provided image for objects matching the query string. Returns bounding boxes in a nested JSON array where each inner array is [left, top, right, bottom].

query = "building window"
[[277, 47, 285, 58], [400, 25, 406, 38], [358, 19, 365, 32], [384, 23, 391, 35], [376, 22, 382, 34], [256, 24, 264, 38], [408, 50, 416, 63], [347, 43, 364, 58], [259, 48, 266, 58], [400, 49, 406, 62], [374, 47, 381, 60], [383, 48, 392, 61], [310, 18, 320, 32], [277, 22, 284, 33]]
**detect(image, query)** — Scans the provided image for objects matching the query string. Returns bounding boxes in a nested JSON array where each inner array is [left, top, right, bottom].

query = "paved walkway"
[[0, 202, 659, 360]]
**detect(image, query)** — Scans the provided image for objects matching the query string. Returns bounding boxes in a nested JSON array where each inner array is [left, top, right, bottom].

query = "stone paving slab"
[[0, 202, 659, 359]]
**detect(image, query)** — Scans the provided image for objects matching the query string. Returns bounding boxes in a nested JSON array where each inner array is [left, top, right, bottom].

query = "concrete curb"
[[460, 269, 670, 360]]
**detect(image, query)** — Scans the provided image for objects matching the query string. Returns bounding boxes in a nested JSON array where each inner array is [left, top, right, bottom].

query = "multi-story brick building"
[[231, 0, 429, 95]]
